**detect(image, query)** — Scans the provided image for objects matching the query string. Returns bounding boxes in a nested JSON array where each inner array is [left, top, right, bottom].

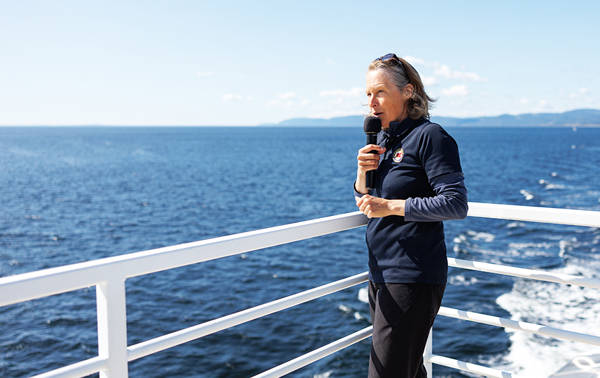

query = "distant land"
[[270, 109, 600, 127]]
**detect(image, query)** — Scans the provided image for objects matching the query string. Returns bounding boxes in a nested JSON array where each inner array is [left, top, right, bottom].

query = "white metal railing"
[[0, 202, 599, 378]]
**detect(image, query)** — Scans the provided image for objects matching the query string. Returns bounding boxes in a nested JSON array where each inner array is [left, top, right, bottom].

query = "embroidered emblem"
[[392, 148, 404, 163]]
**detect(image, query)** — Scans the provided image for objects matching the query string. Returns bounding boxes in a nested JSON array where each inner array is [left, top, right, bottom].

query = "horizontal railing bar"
[[3, 203, 599, 307], [0, 212, 368, 307], [30, 356, 107, 378], [252, 326, 373, 378], [468, 202, 600, 227], [448, 258, 600, 289], [428, 355, 513, 378], [128, 272, 369, 361], [438, 306, 600, 346]]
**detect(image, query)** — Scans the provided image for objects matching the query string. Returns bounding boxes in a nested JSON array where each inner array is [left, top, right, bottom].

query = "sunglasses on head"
[[375, 53, 406, 72], [376, 53, 400, 62]]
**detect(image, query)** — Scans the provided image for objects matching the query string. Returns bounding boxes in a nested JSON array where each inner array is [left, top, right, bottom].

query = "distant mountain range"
[[271, 109, 600, 127]]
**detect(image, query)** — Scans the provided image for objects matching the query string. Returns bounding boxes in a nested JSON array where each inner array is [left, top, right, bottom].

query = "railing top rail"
[[468, 202, 600, 228], [1, 203, 598, 308], [0, 212, 366, 307], [449, 258, 600, 289], [438, 306, 600, 347]]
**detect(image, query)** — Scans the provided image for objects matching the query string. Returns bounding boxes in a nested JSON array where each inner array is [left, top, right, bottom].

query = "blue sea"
[[1, 126, 599, 377]]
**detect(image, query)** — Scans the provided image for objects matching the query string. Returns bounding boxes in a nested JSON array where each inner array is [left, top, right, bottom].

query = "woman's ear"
[[404, 84, 415, 99]]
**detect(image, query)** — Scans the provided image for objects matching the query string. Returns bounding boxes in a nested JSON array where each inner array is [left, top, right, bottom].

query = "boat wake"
[[496, 254, 600, 376]]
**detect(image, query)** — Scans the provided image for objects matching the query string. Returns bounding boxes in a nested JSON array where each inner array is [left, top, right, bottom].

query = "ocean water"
[[0, 126, 599, 377]]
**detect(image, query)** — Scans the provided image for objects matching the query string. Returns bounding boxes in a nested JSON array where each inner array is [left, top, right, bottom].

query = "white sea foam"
[[338, 304, 351, 313], [558, 240, 573, 258], [538, 179, 565, 190], [452, 231, 506, 258], [520, 189, 534, 200], [448, 274, 479, 286], [466, 230, 495, 242], [506, 221, 526, 229], [313, 370, 332, 378], [496, 262, 600, 376], [507, 241, 556, 259], [453, 234, 467, 245], [358, 286, 369, 304]]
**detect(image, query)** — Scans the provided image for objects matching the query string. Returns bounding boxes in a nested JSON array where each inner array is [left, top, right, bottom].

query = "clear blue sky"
[[1, 1, 599, 126]]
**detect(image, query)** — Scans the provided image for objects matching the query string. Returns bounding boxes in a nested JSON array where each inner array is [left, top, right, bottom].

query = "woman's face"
[[365, 69, 409, 129]]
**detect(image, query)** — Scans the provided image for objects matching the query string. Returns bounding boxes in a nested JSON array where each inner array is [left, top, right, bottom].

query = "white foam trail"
[[313, 370, 332, 378], [496, 262, 600, 376], [466, 230, 495, 242], [448, 274, 479, 286], [338, 304, 351, 313], [520, 189, 534, 200], [508, 242, 555, 258], [506, 221, 526, 229], [538, 179, 565, 190], [558, 240, 570, 257], [453, 234, 467, 244], [358, 286, 369, 304]]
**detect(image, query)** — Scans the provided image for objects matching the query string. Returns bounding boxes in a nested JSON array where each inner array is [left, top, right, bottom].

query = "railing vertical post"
[[424, 328, 432, 378], [96, 279, 129, 378]]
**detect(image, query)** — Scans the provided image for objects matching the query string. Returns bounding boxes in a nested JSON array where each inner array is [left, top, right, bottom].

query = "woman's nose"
[[369, 96, 377, 109]]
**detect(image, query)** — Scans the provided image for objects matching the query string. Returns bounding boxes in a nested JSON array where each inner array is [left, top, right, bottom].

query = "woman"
[[354, 53, 468, 378]]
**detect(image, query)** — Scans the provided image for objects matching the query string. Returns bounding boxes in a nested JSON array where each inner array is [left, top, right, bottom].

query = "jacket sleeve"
[[404, 171, 468, 221], [353, 181, 370, 198]]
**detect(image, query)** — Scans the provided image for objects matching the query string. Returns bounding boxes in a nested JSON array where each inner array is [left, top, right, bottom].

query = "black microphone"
[[363, 116, 382, 190]]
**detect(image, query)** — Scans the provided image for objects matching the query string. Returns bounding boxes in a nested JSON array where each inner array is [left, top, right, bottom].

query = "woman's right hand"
[[357, 144, 386, 174]]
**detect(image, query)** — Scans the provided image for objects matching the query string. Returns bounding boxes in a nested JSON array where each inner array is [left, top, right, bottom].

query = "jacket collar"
[[384, 117, 425, 139], [378, 117, 426, 146]]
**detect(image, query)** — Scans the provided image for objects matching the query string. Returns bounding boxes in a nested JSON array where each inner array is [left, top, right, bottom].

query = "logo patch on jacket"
[[392, 148, 404, 163]]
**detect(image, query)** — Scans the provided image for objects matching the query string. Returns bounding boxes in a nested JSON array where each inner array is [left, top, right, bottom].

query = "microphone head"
[[363, 116, 381, 134]]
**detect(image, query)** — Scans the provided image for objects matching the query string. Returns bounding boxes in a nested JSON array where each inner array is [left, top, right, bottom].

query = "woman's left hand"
[[356, 195, 405, 218]]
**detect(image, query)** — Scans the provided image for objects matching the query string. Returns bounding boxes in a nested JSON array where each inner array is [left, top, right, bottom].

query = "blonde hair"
[[369, 55, 435, 119]]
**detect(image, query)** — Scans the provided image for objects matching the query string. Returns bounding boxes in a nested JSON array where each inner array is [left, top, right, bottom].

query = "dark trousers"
[[368, 280, 445, 378]]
